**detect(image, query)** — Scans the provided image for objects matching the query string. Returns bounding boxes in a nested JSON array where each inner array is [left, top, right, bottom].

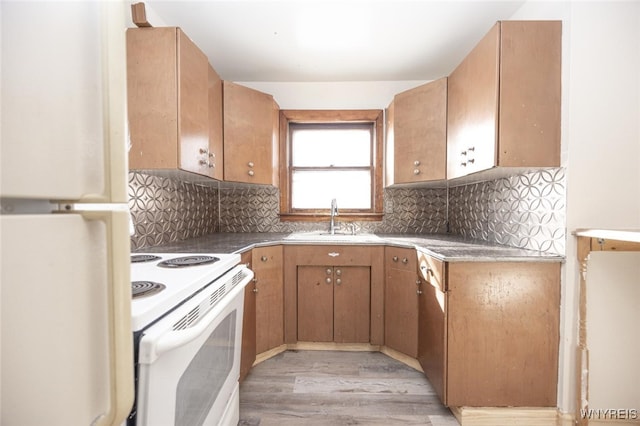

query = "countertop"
[[136, 232, 564, 263]]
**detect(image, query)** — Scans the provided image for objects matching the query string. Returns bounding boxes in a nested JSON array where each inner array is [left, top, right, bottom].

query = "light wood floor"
[[239, 350, 459, 425]]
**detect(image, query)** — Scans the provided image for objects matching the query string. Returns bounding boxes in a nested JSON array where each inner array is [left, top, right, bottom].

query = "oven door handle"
[[144, 272, 253, 363]]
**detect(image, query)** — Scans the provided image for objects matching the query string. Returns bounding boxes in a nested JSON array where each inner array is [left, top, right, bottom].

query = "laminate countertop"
[[135, 232, 564, 263]]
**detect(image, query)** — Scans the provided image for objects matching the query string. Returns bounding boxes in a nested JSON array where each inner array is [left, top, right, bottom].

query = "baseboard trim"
[[450, 406, 559, 426]]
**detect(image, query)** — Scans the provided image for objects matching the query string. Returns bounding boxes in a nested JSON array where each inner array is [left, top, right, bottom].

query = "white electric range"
[[127, 252, 252, 426]]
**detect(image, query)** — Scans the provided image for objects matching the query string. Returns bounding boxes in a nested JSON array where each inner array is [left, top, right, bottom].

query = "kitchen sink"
[[284, 231, 382, 243]]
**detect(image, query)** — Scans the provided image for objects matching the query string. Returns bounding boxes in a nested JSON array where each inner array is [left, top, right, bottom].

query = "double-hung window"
[[279, 110, 383, 220]]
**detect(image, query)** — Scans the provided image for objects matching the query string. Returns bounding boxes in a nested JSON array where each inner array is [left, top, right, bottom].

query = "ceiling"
[[142, 0, 526, 82]]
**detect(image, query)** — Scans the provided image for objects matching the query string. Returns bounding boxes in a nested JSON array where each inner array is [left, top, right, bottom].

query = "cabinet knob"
[[460, 162, 467, 167], [248, 170, 255, 176], [413, 169, 420, 175], [326, 277, 332, 284], [468, 146, 475, 152], [413, 160, 420, 166], [199, 148, 209, 155], [335, 278, 342, 285], [392, 256, 398, 262], [261, 255, 268, 262], [199, 159, 208, 166], [417, 290, 423, 295], [335, 269, 342, 276], [248, 162, 254, 168], [416, 279, 422, 285], [253, 287, 259, 293], [402, 257, 408, 264], [468, 158, 475, 164], [326, 268, 332, 275]]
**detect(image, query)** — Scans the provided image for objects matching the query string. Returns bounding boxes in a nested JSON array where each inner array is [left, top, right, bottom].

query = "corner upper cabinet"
[[447, 21, 561, 179], [389, 78, 447, 185], [127, 27, 221, 178], [223, 81, 279, 186]]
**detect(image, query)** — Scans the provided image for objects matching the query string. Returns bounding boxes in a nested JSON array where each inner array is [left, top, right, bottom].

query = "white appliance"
[[1, 2, 134, 425], [128, 253, 253, 426]]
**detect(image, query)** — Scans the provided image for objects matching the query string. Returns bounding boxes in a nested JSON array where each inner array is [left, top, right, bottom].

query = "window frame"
[[279, 109, 384, 221]]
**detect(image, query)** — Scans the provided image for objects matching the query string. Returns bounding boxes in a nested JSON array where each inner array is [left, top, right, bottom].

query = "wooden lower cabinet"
[[253, 245, 284, 354], [298, 266, 370, 343], [284, 245, 384, 345], [239, 250, 255, 383], [384, 247, 420, 358], [417, 256, 561, 407]]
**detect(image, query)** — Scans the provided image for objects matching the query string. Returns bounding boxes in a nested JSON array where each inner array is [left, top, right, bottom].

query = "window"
[[279, 110, 383, 220]]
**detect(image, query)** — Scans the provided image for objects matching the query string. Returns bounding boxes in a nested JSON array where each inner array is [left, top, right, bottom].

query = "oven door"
[[136, 265, 253, 426]]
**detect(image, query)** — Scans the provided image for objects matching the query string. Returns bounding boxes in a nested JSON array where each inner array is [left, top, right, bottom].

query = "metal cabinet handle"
[[413, 160, 420, 166], [325, 277, 332, 284], [253, 287, 258, 293], [413, 169, 420, 175], [335, 278, 342, 285], [248, 170, 255, 176], [326, 268, 332, 275], [402, 257, 408, 264], [261, 255, 268, 262], [392, 256, 398, 262], [416, 279, 421, 285], [335, 269, 342, 276], [417, 290, 423, 295], [248, 161, 254, 168]]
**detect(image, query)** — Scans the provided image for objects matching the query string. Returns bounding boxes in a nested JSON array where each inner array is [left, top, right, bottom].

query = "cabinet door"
[[253, 245, 284, 354], [417, 252, 447, 402], [384, 248, 419, 358], [207, 64, 224, 180], [177, 29, 209, 175], [393, 78, 447, 184], [297, 266, 334, 342], [334, 266, 370, 343], [127, 27, 179, 170], [223, 81, 278, 185], [447, 23, 500, 179], [239, 251, 255, 382], [418, 277, 447, 404]]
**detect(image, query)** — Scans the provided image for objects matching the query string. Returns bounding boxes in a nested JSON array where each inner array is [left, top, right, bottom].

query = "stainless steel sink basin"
[[284, 231, 382, 242]]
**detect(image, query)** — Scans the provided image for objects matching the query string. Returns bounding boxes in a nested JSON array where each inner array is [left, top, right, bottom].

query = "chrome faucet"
[[329, 198, 340, 235]]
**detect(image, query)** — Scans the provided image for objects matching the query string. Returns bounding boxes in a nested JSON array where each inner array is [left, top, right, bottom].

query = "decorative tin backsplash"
[[128, 172, 219, 250], [448, 168, 566, 255], [129, 167, 565, 255]]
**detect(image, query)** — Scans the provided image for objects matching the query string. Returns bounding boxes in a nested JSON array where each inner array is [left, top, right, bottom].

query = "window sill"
[[279, 213, 384, 222]]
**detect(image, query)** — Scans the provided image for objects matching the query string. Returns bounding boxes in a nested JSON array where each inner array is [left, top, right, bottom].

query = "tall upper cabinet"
[[388, 78, 447, 185], [127, 27, 222, 178], [447, 21, 561, 179], [223, 81, 280, 186]]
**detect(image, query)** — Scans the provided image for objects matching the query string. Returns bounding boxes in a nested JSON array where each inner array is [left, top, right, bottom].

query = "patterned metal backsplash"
[[129, 168, 565, 255], [448, 168, 566, 255], [128, 172, 219, 250]]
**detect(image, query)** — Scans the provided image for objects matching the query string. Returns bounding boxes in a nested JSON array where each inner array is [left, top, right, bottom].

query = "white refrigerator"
[[1, 2, 134, 425]]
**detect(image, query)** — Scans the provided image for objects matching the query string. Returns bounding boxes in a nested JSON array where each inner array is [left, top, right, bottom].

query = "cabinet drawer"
[[385, 246, 417, 272], [418, 251, 445, 291]]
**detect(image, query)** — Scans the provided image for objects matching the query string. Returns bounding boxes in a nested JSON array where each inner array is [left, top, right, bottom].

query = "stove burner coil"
[[157, 255, 220, 268], [131, 254, 162, 263], [132, 281, 166, 298]]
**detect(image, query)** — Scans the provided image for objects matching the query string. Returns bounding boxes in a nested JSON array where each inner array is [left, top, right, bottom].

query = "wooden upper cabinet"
[[391, 78, 447, 185], [447, 21, 561, 179], [127, 27, 219, 178], [223, 81, 279, 186], [207, 64, 224, 180]]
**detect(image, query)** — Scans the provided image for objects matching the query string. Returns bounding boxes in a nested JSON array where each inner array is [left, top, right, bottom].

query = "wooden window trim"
[[279, 109, 384, 222]]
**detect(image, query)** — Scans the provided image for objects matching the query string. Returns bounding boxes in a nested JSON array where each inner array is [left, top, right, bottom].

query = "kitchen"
[[1, 1, 638, 426]]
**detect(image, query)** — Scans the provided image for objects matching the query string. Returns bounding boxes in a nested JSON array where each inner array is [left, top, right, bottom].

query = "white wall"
[[511, 0, 640, 418]]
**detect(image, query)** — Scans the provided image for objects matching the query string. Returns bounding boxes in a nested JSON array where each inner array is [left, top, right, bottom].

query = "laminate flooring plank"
[[239, 350, 458, 425]]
